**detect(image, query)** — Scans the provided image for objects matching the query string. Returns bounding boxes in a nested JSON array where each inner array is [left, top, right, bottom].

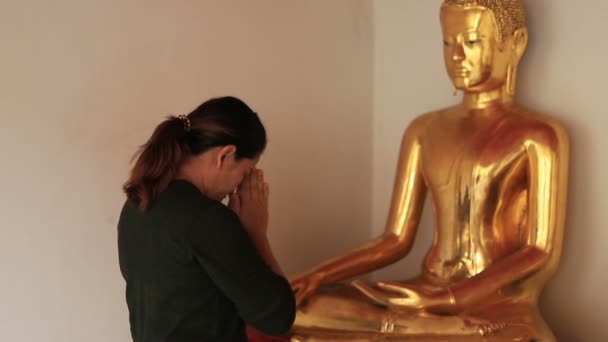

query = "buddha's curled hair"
[[442, 0, 526, 42]]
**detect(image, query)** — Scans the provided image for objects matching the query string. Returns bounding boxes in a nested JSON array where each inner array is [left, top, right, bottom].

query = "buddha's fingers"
[[352, 280, 413, 307], [376, 282, 421, 300]]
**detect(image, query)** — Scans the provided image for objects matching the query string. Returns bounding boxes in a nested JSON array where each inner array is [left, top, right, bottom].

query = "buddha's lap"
[[292, 284, 551, 340]]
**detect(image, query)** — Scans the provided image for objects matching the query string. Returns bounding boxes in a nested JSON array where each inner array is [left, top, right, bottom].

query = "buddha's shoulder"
[[505, 107, 570, 147], [411, 105, 466, 121], [403, 106, 460, 134]]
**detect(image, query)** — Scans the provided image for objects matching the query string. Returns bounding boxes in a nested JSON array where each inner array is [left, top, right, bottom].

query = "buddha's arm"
[[451, 124, 570, 308], [293, 116, 429, 285]]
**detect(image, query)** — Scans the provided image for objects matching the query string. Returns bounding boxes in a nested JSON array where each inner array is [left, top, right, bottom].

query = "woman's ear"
[[216, 145, 237, 169]]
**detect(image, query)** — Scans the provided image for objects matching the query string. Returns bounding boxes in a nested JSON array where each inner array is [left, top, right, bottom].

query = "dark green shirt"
[[118, 180, 295, 342]]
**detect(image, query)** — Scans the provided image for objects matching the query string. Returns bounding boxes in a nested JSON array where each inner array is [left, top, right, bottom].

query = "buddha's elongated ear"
[[505, 27, 528, 97], [512, 27, 529, 62]]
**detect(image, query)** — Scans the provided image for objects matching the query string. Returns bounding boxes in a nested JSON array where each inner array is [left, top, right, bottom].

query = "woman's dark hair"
[[123, 96, 266, 210]]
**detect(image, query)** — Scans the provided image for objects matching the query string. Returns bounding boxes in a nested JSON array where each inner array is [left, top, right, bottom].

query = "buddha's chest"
[[418, 115, 530, 275], [419, 115, 525, 194]]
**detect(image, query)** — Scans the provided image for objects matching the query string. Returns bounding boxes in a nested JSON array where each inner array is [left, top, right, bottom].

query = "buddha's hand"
[[289, 272, 324, 307], [352, 280, 457, 314]]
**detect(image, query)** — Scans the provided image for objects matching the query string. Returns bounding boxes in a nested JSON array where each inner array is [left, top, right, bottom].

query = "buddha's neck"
[[461, 86, 514, 110]]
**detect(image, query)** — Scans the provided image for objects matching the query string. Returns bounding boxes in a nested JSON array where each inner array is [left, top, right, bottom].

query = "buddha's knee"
[[292, 284, 387, 332], [466, 317, 555, 342]]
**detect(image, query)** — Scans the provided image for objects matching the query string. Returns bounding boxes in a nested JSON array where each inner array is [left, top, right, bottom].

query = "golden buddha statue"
[[289, 0, 569, 341]]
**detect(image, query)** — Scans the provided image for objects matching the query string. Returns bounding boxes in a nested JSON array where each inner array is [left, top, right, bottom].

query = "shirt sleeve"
[[187, 202, 295, 335]]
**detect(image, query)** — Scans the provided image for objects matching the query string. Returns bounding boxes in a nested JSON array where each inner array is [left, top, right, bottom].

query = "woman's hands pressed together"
[[229, 169, 269, 238], [229, 168, 285, 277]]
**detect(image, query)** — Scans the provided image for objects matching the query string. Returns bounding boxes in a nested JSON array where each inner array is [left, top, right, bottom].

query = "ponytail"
[[123, 116, 190, 210]]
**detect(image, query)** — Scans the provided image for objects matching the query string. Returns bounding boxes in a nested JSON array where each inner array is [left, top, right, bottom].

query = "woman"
[[118, 96, 295, 342]]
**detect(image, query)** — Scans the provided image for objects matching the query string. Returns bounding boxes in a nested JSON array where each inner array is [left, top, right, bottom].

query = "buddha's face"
[[440, 5, 512, 92]]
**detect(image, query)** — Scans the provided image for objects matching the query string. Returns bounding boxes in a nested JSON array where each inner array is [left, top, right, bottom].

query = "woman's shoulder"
[[158, 180, 240, 228], [140, 180, 212, 223]]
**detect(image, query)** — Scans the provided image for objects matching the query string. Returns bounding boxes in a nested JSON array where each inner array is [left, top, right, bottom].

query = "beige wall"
[[0, 0, 372, 341], [371, 0, 608, 341]]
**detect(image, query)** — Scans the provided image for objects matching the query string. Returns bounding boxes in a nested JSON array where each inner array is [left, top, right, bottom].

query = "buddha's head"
[[440, 0, 528, 97]]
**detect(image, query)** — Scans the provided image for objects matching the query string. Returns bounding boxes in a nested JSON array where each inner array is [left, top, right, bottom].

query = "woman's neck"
[[176, 160, 209, 197]]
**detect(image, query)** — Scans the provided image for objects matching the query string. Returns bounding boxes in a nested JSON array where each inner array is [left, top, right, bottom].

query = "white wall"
[[371, 1, 608, 341], [0, 1, 373, 341]]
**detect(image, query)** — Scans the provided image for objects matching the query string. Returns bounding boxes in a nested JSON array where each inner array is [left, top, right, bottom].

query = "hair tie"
[[178, 115, 191, 132]]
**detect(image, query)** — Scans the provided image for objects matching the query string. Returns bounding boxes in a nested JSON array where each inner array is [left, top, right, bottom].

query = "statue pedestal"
[[290, 332, 536, 342]]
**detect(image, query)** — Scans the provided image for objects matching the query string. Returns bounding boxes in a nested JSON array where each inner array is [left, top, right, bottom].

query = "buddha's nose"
[[452, 44, 465, 62]]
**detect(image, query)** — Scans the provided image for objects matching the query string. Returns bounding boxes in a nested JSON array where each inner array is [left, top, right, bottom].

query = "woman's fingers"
[[248, 169, 266, 201], [249, 169, 258, 199], [235, 168, 269, 236], [238, 168, 268, 202], [263, 182, 269, 201], [237, 170, 250, 198], [257, 170, 264, 199]]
